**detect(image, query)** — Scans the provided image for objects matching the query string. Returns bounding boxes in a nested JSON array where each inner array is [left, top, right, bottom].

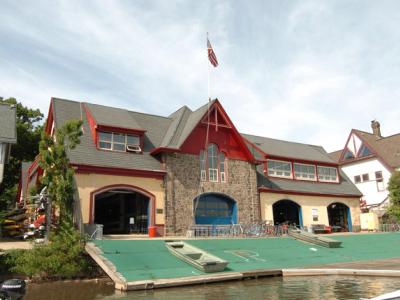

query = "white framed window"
[[200, 150, 207, 181], [267, 160, 292, 178], [208, 144, 218, 182], [375, 171, 385, 191], [200, 144, 227, 183], [312, 208, 319, 221], [294, 163, 316, 181], [362, 173, 369, 182], [219, 152, 226, 182], [98, 131, 141, 152], [317, 166, 338, 182]]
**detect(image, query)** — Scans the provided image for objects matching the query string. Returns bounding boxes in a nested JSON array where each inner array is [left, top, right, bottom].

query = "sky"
[[1, 0, 399, 152]]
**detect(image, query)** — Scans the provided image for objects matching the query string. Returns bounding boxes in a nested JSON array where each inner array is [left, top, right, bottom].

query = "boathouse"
[[21, 97, 362, 236]]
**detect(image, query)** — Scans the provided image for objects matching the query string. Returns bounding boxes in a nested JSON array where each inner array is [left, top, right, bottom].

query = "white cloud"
[[0, 0, 399, 153]]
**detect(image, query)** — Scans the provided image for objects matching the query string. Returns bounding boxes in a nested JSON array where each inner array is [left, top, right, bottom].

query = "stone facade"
[[164, 152, 260, 236]]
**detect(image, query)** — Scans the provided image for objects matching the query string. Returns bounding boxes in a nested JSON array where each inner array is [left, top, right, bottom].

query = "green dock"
[[86, 233, 400, 290]]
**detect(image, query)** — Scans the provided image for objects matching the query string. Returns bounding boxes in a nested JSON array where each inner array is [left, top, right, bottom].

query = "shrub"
[[6, 225, 94, 279]]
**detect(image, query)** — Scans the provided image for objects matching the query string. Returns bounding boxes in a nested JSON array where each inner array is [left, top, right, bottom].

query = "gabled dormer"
[[339, 131, 374, 163], [83, 103, 146, 154], [243, 134, 341, 184]]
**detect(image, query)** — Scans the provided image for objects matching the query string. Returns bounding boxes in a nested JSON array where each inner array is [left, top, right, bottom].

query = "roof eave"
[[258, 186, 362, 198]]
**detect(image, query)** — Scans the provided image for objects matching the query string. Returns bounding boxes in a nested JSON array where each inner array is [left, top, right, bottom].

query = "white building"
[[329, 120, 400, 219], [0, 103, 17, 183]]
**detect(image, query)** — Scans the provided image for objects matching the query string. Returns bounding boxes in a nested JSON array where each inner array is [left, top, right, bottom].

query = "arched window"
[[199, 144, 227, 183]]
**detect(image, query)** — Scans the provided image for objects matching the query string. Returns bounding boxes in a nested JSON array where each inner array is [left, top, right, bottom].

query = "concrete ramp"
[[85, 243, 126, 290]]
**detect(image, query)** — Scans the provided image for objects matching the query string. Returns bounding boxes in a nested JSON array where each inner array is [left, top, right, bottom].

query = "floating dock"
[[86, 233, 400, 291], [288, 229, 342, 248]]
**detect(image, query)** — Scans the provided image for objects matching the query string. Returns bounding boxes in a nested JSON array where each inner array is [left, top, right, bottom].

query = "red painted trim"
[[243, 138, 268, 159], [96, 124, 146, 135], [72, 164, 166, 179], [150, 147, 182, 156], [339, 131, 395, 172], [88, 184, 157, 229], [265, 154, 338, 167], [44, 99, 54, 135], [258, 187, 361, 198], [27, 157, 39, 180], [338, 129, 355, 163], [180, 99, 255, 162], [83, 103, 97, 144]]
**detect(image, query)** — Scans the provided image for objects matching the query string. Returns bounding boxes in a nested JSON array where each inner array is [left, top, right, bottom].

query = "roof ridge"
[[241, 132, 325, 149], [353, 129, 375, 135], [83, 101, 171, 120]]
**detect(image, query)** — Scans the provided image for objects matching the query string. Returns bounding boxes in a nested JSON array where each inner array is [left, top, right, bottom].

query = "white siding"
[[341, 158, 391, 206]]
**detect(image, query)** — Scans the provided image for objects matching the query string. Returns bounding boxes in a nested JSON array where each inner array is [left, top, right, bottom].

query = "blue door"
[[194, 193, 237, 225]]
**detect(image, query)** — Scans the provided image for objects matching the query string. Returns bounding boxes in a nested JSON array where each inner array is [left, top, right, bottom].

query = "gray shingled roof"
[[52, 98, 168, 171], [0, 103, 17, 143], [85, 102, 143, 131], [51, 97, 360, 198], [160, 101, 214, 149], [242, 133, 334, 163], [256, 166, 362, 197]]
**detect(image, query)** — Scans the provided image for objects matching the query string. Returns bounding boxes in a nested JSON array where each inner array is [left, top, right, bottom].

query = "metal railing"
[[379, 224, 400, 232], [187, 223, 291, 238]]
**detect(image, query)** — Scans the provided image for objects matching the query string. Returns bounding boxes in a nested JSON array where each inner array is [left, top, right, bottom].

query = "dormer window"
[[98, 131, 141, 153], [200, 144, 226, 183], [267, 160, 292, 178], [294, 163, 316, 181], [317, 166, 338, 182]]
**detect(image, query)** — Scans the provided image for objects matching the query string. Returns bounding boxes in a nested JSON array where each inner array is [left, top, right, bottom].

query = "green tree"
[[387, 171, 400, 222], [0, 97, 43, 211], [38, 119, 82, 224]]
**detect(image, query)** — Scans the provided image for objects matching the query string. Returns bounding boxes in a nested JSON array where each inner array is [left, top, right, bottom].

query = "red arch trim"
[[89, 184, 156, 226]]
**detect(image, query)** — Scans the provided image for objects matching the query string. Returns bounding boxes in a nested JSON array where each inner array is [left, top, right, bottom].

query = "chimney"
[[371, 120, 382, 138]]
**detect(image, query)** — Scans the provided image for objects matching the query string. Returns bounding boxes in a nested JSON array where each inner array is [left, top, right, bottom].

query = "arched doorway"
[[93, 187, 152, 234], [273, 199, 302, 227], [193, 193, 237, 225], [328, 202, 351, 232]]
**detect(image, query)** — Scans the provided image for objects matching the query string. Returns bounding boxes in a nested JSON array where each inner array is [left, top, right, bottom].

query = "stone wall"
[[164, 153, 260, 236]]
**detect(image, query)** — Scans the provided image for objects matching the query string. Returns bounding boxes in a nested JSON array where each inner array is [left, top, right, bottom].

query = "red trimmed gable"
[[338, 129, 394, 171], [180, 100, 254, 161]]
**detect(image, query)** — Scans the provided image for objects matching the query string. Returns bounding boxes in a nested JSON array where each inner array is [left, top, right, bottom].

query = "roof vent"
[[126, 145, 142, 153], [371, 120, 382, 138]]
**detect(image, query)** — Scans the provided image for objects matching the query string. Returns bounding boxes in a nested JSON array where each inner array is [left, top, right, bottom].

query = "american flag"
[[207, 38, 218, 67]]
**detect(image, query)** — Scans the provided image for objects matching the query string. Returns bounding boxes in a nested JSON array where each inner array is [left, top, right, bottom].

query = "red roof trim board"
[[150, 147, 182, 156], [83, 103, 98, 144], [258, 187, 360, 199], [201, 106, 232, 129], [72, 164, 166, 179], [83, 104, 146, 150], [180, 99, 255, 162], [266, 154, 337, 167], [96, 124, 146, 135], [338, 129, 395, 172], [44, 99, 54, 135], [243, 138, 266, 158]]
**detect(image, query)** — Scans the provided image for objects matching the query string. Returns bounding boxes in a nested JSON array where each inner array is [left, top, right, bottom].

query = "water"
[[24, 276, 400, 300]]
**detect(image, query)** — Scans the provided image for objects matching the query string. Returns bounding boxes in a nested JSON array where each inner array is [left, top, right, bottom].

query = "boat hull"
[[165, 241, 228, 273]]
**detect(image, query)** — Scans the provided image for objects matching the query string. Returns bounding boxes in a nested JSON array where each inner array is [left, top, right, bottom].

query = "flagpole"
[[207, 32, 210, 102]]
